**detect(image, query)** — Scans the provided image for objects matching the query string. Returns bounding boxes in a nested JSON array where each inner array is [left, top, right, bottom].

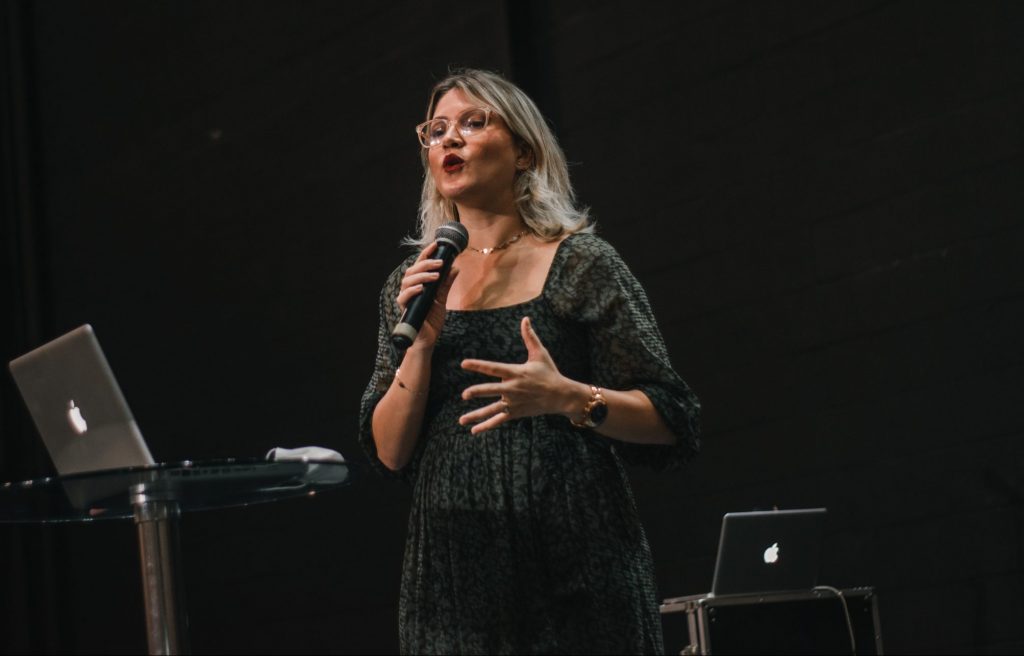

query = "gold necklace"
[[467, 230, 529, 255]]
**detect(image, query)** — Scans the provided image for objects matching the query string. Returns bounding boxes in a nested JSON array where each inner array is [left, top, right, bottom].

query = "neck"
[[455, 204, 527, 250]]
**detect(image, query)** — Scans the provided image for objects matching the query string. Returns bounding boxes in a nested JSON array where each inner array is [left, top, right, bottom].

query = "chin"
[[438, 181, 473, 202]]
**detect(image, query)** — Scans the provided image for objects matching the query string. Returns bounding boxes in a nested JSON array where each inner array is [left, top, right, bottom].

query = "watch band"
[[571, 385, 608, 428]]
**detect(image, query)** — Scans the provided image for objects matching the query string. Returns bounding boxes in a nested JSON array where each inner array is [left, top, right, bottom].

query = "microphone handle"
[[391, 241, 459, 350]]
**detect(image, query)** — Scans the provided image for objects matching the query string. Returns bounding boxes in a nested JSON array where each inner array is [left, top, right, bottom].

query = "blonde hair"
[[405, 68, 591, 248]]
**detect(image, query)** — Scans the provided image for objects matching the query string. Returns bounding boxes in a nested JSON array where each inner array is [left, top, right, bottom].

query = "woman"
[[359, 69, 701, 654]]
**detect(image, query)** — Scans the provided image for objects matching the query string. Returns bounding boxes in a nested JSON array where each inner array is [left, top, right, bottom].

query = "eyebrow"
[[431, 107, 479, 120]]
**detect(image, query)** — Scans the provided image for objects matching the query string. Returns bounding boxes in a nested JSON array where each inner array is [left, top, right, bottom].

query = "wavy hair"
[[405, 68, 591, 248]]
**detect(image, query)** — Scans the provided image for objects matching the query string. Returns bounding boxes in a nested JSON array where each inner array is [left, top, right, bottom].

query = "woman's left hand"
[[459, 316, 582, 434]]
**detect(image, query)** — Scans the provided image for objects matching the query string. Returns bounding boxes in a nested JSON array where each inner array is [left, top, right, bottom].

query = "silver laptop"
[[710, 508, 827, 597], [9, 324, 155, 477]]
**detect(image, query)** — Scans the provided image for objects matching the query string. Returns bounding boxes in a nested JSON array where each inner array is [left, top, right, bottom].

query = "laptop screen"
[[710, 508, 827, 596], [9, 324, 155, 477]]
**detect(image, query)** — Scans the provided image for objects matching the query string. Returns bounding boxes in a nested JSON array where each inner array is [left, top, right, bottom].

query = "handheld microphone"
[[391, 221, 469, 350]]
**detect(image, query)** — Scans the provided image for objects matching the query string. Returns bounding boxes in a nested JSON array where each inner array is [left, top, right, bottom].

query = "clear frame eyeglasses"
[[415, 107, 493, 148]]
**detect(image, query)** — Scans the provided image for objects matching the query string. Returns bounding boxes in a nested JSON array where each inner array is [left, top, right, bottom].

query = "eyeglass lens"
[[421, 109, 489, 147]]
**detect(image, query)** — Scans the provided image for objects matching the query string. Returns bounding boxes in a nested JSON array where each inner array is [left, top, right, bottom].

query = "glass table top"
[[0, 458, 355, 523]]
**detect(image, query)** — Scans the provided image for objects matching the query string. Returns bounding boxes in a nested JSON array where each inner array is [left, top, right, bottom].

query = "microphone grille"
[[435, 221, 469, 252]]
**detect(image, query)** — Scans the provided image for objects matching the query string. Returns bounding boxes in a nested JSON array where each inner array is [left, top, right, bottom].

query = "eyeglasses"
[[415, 107, 493, 148]]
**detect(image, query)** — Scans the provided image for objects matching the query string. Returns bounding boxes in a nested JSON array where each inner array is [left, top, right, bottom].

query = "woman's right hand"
[[396, 241, 460, 350]]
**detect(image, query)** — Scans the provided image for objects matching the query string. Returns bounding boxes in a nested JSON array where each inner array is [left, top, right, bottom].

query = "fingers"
[[404, 244, 445, 283], [397, 270, 450, 312], [458, 399, 508, 426], [461, 358, 516, 379], [404, 257, 445, 279], [415, 241, 438, 262], [398, 248, 448, 310], [469, 414, 510, 435], [520, 316, 548, 359], [460, 400, 511, 435], [402, 271, 441, 289], [461, 381, 505, 400], [468, 407, 512, 431], [396, 284, 424, 310]]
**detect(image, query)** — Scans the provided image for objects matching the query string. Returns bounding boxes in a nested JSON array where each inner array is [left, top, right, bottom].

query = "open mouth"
[[443, 154, 465, 173]]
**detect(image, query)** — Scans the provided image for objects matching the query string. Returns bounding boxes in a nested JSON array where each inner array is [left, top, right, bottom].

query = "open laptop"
[[9, 324, 155, 478], [710, 508, 827, 596], [9, 325, 340, 512]]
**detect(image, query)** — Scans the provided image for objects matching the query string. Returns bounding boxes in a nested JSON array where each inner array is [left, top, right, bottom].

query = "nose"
[[441, 122, 464, 147]]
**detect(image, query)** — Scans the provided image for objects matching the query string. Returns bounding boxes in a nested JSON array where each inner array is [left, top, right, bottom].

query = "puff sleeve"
[[549, 234, 701, 471], [357, 257, 419, 480]]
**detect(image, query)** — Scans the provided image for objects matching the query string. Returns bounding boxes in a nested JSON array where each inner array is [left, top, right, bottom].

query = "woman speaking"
[[359, 68, 701, 654]]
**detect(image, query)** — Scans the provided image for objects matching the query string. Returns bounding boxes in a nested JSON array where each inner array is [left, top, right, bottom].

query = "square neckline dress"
[[360, 232, 701, 654]]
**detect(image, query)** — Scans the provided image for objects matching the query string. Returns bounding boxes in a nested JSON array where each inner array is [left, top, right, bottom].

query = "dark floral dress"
[[359, 233, 701, 654]]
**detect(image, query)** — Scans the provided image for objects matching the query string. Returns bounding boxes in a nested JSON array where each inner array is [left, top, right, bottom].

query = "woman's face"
[[427, 88, 524, 210]]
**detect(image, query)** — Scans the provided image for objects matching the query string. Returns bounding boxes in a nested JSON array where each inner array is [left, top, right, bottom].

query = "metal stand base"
[[132, 483, 190, 655]]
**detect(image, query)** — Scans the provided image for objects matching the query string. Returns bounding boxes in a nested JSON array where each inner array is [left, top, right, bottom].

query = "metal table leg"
[[131, 483, 190, 655]]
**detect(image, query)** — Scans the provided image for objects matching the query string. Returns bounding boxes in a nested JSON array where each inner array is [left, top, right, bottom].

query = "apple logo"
[[763, 542, 780, 565], [67, 400, 88, 435]]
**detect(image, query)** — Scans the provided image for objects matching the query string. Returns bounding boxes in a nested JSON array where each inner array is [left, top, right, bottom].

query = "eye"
[[460, 110, 488, 131], [428, 119, 448, 139]]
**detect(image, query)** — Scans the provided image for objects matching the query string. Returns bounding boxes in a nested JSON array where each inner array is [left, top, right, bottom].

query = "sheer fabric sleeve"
[[358, 257, 417, 480], [549, 234, 701, 471]]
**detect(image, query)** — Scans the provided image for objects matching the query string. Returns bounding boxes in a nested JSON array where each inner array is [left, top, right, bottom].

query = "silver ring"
[[500, 397, 511, 415]]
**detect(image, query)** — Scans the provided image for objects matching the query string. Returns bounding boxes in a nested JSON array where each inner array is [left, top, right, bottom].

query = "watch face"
[[590, 402, 609, 426]]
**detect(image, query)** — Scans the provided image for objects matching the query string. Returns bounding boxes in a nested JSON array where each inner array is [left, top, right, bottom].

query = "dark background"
[[2, 1, 1022, 653]]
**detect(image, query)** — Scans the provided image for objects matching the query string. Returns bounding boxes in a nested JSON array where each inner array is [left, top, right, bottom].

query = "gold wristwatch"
[[571, 385, 608, 428]]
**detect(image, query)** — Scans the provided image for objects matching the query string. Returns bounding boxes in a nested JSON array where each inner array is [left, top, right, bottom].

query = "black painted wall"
[[2, 1, 1022, 653]]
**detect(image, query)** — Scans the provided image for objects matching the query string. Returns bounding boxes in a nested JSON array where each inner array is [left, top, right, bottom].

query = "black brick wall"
[[2, 1, 1021, 653]]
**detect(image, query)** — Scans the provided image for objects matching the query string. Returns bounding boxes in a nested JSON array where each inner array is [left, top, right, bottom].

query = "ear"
[[515, 141, 535, 171]]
